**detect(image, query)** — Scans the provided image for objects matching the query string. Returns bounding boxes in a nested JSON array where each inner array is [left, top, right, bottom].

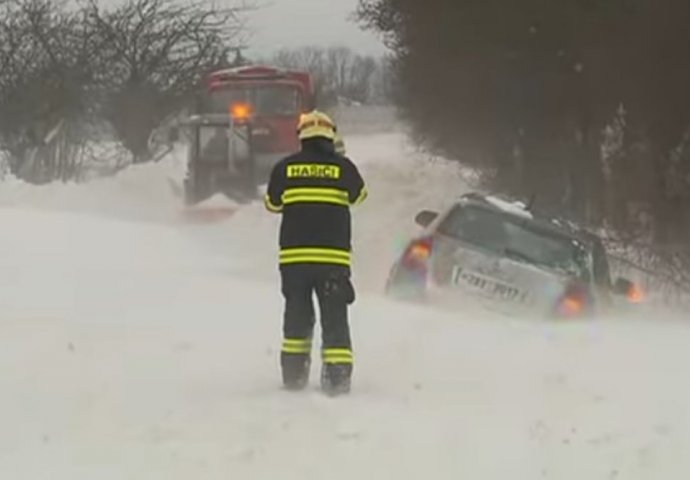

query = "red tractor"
[[181, 65, 315, 205]]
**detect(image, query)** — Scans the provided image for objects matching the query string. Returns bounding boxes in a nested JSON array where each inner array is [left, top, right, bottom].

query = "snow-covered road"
[[1, 132, 690, 479]]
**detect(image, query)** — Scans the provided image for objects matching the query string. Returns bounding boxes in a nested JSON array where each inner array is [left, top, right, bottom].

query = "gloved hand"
[[324, 270, 356, 305]]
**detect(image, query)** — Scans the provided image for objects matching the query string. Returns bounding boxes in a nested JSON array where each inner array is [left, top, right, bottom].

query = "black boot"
[[281, 353, 311, 391], [320, 364, 352, 396]]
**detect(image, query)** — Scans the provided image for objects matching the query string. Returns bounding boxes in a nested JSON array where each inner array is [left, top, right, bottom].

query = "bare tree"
[[0, 0, 97, 182], [83, 0, 251, 162], [269, 45, 387, 107], [272, 46, 329, 103], [0, 0, 252, 180], [357, 0, 690, 291]]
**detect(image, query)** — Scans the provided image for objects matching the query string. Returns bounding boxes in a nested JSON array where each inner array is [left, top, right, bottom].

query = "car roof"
[[451, 192, 600, 249]]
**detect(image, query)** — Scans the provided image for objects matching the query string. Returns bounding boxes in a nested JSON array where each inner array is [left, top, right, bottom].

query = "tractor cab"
[[182, 109, 256, 205], [182, 65, 314, 205], [200, 66, 313, 178]]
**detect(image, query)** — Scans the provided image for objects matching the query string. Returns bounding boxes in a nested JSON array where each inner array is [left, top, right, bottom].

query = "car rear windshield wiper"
[[503, 247, 539, 266], [504, 247, 576, 275]]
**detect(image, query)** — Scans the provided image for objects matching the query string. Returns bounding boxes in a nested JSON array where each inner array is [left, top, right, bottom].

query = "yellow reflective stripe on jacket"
[[282, 338, 312, 354], [264, 194, 283, 213], [322, 348, 354, 364], [282, 187, 350, 207], [353, 187, 368, 205], [279, 247, 351, 266]]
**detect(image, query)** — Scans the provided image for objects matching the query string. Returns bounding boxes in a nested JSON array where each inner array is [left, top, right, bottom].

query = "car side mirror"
[[612, 277, 633, 296], [613, 277, 644, 303], [415, 210, 438, 227]]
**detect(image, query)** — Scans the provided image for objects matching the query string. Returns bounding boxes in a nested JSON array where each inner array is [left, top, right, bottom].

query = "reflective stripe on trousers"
[[279, 247, 351, 267], [281, 338, 312, 355], [322, 347, 353, 365]]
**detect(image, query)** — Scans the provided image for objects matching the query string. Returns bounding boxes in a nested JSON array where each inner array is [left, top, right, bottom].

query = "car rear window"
[[437, 204, 589, 277]]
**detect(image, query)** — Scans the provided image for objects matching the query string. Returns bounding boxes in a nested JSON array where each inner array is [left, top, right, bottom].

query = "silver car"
[[385, 193, 638, 319]]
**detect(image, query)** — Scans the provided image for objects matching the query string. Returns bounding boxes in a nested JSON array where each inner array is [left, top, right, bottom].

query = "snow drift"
[[1, 131, 690, 479]]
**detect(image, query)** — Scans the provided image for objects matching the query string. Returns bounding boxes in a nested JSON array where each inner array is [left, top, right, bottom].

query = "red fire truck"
[[181, 65, 316, 205]]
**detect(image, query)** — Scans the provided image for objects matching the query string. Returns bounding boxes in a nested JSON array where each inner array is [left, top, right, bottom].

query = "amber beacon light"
[[229, 102, 252, 121]]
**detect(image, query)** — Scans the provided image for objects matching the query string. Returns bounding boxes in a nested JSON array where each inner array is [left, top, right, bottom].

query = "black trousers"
[[280, 264, 355, 359]]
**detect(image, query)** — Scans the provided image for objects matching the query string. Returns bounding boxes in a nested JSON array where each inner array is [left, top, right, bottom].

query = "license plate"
[[451, 266, 528, 303]]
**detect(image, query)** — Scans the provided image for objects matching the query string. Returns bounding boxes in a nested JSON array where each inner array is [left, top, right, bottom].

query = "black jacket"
[[264, 138, 367, 269]]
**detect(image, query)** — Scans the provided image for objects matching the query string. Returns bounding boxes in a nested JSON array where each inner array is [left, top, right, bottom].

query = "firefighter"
[[264, 110, 367, 395]]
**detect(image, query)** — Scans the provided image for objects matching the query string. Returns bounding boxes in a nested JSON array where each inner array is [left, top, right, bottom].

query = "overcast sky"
[[241, 0, 387, 57], [98, 0, 386, 57]]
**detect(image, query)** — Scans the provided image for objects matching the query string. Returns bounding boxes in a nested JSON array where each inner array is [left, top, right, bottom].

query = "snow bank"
[[0, 143, 188, 223], [2, 130, 683, 312], [485, 194, 533, 218], [330, 105, 401, 136], [0, 131, 473, 295], [1, 206, 690, 479], [150, 132, 474, 291], [347, 133, 471, 290], [1, 130, 690, 478]]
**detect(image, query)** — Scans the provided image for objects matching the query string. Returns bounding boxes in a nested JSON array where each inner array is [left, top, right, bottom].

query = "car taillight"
[[554, 283, 590, 318], [626, 284, 645, 303], [557, 295, 585, 317], [401, 237, 433, 269]]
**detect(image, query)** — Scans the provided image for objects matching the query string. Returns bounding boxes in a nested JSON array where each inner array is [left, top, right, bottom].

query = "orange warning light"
[[229, 102, 252, 121]]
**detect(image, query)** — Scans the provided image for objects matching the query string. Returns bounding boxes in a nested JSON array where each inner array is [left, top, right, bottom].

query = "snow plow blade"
[[178, 194, 240, 224], [179, 206, 238, 223]]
